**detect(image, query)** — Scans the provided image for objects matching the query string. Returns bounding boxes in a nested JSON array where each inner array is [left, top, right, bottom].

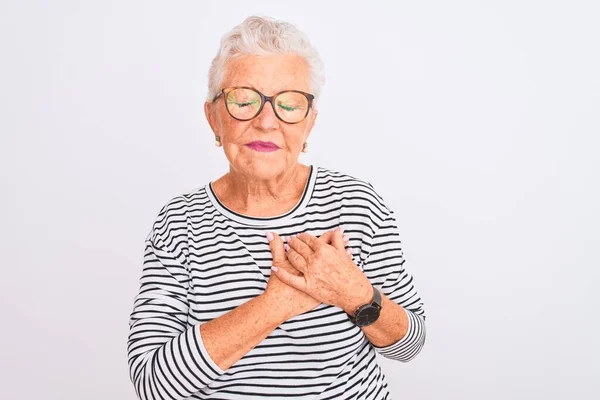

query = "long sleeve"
[[362, 208, 427, 363], [127, 234, 226, 400]]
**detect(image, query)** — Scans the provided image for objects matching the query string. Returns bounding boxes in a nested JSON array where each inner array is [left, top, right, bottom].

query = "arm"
[[127, 235, 288, 400], [347, 209, 427, 362]]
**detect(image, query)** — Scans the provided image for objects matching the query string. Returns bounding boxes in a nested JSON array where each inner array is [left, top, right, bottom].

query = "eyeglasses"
[[212, 86, 315, 124]]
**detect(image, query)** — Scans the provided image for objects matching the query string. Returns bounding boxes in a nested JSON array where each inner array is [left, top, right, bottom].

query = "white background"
[[1, 1, 598, 399]]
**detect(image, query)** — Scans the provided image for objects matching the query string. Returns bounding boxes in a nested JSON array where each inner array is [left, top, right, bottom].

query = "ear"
[[204, 101, 218, 134], [304, 108, 318, 141]]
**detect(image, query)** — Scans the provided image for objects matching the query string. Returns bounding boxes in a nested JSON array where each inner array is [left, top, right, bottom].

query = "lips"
[[246, 141, 279, 152]]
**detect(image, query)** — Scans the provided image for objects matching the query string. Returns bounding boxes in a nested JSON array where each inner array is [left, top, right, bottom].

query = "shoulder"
[[316, 165, 392, 225], [145, 185, 206, 246]]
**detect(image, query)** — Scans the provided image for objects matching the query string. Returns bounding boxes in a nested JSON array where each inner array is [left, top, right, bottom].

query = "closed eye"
[[230, 100, 260, 108], [277, 103, 304, 112]]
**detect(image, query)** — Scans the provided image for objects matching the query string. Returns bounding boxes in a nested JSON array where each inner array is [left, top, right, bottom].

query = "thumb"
[[267, 231, 286, 264], [271, 266, 307, 292], [318, 230, 334, 244]]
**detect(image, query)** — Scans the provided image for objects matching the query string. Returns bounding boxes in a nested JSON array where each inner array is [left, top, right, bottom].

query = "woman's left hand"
[[273, 228, 373, 313]]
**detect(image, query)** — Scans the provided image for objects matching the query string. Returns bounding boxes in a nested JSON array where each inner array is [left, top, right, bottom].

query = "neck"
[[215, 163, 310, 215]]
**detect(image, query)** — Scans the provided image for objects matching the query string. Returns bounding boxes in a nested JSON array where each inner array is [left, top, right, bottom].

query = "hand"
[[273, 228, 372, 314], [264, 229, 352, 319]]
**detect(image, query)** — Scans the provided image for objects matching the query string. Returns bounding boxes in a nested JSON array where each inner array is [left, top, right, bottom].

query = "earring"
[[302, 142, 308, 153], [215, 136, 222, 147]]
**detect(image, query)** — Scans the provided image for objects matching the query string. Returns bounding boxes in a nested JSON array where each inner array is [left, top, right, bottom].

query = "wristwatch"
[[349, 284, 382, 327]]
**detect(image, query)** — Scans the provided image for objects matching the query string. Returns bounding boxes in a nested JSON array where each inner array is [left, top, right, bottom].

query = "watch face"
[[355, 306, 381, 326]]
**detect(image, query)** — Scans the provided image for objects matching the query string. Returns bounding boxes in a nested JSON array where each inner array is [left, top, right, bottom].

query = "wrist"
[[342, 279, 374, 315]]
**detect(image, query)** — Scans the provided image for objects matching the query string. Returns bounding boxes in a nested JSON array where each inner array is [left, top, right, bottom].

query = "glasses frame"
[[212, 86, 315, 124]]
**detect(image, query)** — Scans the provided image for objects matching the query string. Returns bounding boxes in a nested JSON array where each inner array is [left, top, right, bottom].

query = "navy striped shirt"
[[127, 164, 426, 399]]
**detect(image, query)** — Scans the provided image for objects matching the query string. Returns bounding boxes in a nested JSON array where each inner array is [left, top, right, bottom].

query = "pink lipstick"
[[246, 141, 280, 152]]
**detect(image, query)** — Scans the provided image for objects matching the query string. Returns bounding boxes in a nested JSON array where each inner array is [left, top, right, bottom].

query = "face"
[[204, 53, 318, 180]]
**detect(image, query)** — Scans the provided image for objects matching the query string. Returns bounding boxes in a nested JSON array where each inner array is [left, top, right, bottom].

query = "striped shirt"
[[127, 164, 427, 400]]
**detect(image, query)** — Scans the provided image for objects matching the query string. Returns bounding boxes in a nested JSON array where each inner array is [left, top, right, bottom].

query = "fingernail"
[[343, 234, 349, 241], [339, 226, 345, 234], [266, 232, 274, 242], [284, 244, 290, 252], [286, 236, 292, 243], [271, 266, 279, 272]]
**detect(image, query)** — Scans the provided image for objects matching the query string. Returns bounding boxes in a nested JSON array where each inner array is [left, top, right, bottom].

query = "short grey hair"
[[206, 15, 325, 106]]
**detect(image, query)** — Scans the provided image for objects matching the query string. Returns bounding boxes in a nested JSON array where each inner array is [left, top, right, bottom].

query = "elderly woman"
[[127, 15, 426, 400]]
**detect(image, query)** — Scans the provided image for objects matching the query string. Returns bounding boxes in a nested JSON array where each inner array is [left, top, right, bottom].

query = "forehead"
[[222, 53, 311, 94]]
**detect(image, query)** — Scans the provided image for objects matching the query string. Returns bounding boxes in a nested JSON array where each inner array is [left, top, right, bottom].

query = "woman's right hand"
[[264, 230, 351, 320]]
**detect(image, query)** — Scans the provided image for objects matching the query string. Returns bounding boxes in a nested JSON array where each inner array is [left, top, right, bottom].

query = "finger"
[[271, 265, 307, 292], [330, 227, 346, 252], [318, 230, 334, 244], [346, 247, 354, 259], [285, 246, 308, 274], [296, 232, 323, 252], [342, 234, 350, 246], [267, 231, 287, 264], [287, 235, 313, 260], [318, 229, 350, 246]]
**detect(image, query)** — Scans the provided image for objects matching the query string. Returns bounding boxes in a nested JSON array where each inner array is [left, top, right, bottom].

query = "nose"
[[254, 99, 280, 130]]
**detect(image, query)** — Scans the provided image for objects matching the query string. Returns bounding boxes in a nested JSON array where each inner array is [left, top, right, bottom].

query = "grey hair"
[[206, 15, 325, 106]]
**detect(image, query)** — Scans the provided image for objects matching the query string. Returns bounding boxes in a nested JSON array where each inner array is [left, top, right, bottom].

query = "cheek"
[[219, 122, 246, 143], [283, 126, 309, 145], [281, 136, 304, 150]]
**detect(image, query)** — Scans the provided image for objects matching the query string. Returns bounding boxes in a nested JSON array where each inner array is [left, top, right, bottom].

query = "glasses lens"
[[225, 88, 262, 120], [274, 91, 309, 123]]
